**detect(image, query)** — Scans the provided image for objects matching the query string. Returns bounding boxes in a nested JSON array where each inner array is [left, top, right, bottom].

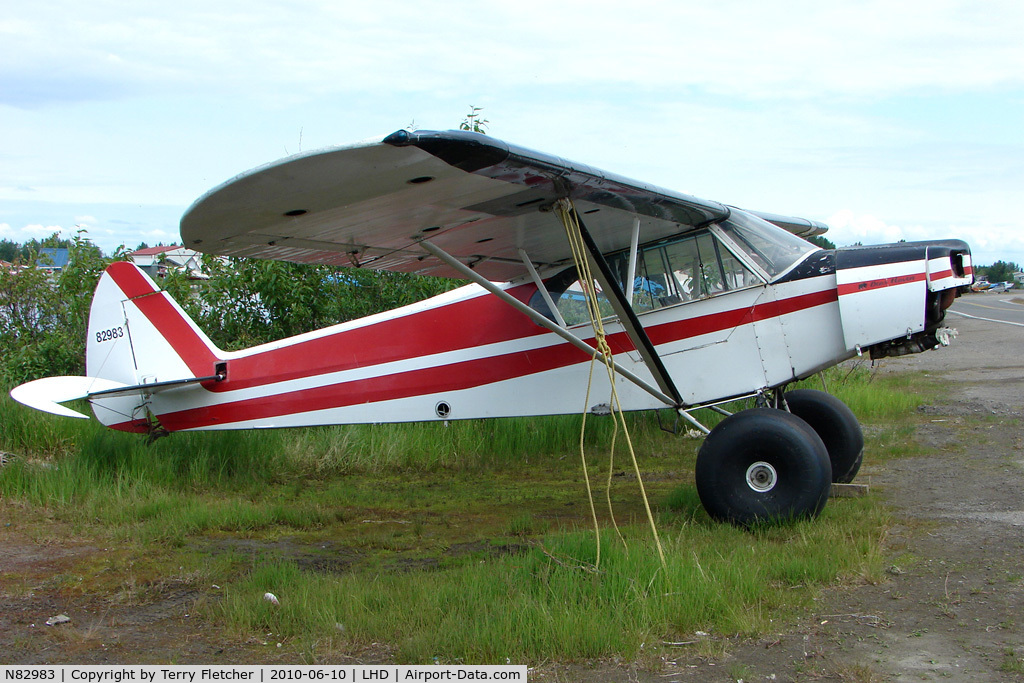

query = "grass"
[[212, 496, 889, 663], [0, 362, 935, 663], [1001, 648, 1024, 674]]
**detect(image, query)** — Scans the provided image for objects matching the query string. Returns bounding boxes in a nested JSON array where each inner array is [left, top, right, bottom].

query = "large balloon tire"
[[695, 409, 832, 526], [785, 389, 864, 484]]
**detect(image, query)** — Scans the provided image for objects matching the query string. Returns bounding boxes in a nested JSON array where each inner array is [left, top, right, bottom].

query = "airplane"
[[10, 129, 974, 526], [970, 280, 1013, 293]]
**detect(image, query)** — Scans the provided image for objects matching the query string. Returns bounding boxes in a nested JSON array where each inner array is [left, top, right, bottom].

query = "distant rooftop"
[[130, 245, 184, 256], [36, 248, 70, 269]]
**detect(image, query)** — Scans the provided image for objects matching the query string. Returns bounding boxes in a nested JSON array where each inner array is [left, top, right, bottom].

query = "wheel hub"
[[746, 461, 777, 492]]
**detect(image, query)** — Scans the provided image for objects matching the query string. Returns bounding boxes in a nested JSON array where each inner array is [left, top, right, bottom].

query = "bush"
[[0, 232, 119, 388]]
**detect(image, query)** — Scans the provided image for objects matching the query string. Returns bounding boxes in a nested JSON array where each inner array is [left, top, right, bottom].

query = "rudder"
[[86, 262, 223, 428]]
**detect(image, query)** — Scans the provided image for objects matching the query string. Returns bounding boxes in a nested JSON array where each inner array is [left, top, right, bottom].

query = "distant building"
[[128, 246, 206, 279], [36, 248, 70, 272]]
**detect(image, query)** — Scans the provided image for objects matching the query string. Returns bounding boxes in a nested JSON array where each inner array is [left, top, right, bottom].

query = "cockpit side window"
[[718, 238, 763, 290], [528, 228, 764, 324], [626, 230, 760, 313]]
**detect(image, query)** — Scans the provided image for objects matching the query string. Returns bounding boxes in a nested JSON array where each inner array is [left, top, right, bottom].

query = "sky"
[[2, 0, 1022, 267]]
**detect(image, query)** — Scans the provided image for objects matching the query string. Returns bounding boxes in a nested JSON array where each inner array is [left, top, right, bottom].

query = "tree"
[[807, 235, 836, 250], [459, 106, 489, 134], [0, 239, 20, 263], [979, 260, 1020, 283], [0, 231, 123, 387]]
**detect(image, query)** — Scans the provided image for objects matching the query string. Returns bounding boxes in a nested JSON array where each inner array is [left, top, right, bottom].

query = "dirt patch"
[[195, 537, 365, 574]]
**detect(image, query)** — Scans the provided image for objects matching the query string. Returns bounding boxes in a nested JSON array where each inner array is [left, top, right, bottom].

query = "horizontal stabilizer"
[[10, 374, 222, 420], [9, 376, 127, 419]]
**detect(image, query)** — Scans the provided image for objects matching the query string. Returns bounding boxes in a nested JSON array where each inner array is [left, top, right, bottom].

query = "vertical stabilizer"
[[86, 262, 222, 429]]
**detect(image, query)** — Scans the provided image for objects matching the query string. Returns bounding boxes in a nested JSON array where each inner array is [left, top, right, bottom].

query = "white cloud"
[[0, 220, 103, 245], [826, 210, 1024, 267], [4, 1, 1023, 109], [0, 222, 77, 244], [827, 210, 904, 246], [22, 223, 71, 238]]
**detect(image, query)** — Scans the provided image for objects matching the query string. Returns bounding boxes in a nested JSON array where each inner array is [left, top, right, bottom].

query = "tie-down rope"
[[554, 199, 666, 569]]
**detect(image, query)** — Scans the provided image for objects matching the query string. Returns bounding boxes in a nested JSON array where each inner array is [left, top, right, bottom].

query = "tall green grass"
[[806, 362, 926, 419], [0, 394, 673, 542], [0, 360, 920, 481], [275, 411, 668, 474], [0, 363, 922, 542], [214, 497, 888, 663], [0, 394, 668, 477]]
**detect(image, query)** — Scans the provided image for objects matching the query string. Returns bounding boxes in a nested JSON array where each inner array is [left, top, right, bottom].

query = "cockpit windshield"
[[716, 209, 819, 278]]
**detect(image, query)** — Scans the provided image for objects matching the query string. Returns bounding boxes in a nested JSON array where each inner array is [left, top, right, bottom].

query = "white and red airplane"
[[11, 129, 973, 524]]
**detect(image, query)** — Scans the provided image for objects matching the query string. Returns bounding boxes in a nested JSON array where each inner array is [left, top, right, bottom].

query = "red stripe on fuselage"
[[837, 272, 926, 297], [212, 285, 552, 392], [929, 267, 973, 282], [107, 284, 839, 431], [646, 289, 836, 346], [139, 339, 596, 431]]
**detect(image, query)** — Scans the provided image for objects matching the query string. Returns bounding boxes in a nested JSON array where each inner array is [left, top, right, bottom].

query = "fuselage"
[[87, 235, 971, 433]]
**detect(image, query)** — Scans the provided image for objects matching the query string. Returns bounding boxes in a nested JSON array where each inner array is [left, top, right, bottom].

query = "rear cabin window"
[[529, 267, 617, 327]]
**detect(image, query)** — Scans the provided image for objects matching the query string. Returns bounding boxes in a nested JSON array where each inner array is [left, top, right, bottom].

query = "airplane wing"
[[181, 129, 825, 282]]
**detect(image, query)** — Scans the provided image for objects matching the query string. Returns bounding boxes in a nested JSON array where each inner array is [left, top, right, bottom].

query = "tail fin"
[[11, 262, 223, 429], [88, 262, 220, 383], [84, 262, 224, 428]]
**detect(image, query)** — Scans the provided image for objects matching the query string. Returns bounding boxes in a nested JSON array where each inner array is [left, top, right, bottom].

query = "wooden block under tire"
[[830, 483, 869, 498]]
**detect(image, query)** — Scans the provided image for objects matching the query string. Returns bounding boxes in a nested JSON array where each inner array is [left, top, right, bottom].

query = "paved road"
[[949, 291, 1024, 327]]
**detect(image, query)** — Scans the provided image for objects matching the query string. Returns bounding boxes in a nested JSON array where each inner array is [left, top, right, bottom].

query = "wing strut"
[[558, 204, 684, 406], [417, 240, 677, 408], [519, 248, 567, 328]]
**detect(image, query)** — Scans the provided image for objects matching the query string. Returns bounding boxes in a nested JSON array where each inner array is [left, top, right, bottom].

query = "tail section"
[[87, 263, 218, 383], [85, 262, 224, 430], [10, 262, 224, 431]]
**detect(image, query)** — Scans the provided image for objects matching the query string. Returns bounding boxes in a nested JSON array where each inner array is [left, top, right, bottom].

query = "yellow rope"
[[555, 200, 667, 569], [559, 202, 608, 567]]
